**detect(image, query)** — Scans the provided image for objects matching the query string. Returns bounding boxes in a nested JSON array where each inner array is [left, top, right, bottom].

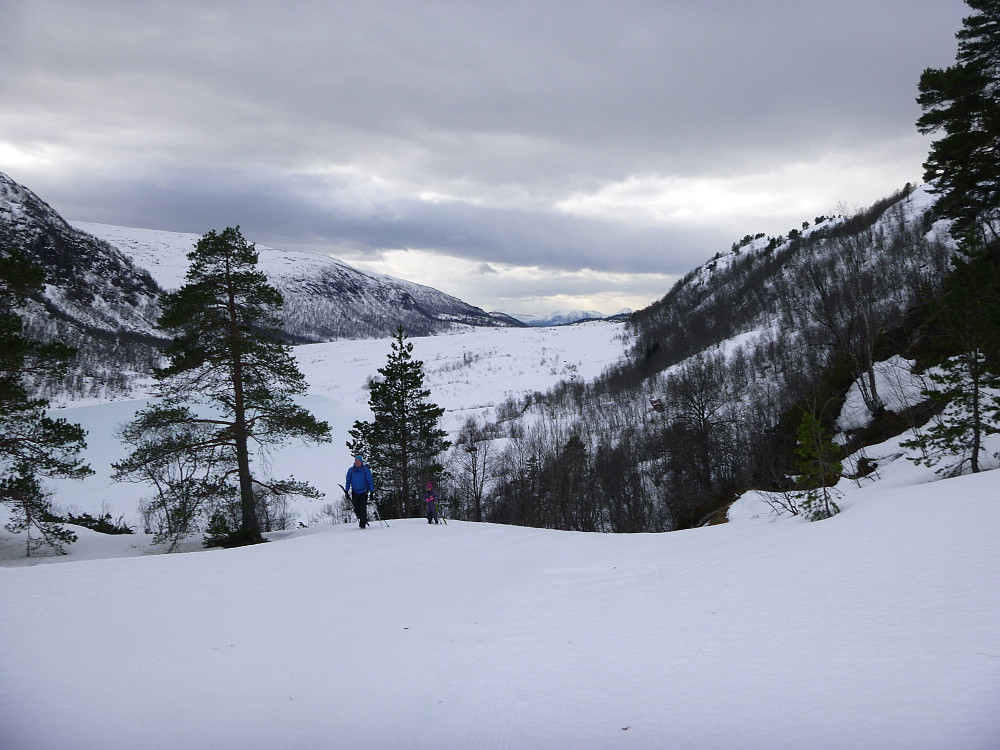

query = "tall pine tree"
[[349, 326, 450, 518], [114, 227, 330, 546], [908, 1, 1000, 474], [917, 0, 1000, 243], [0, 247, 92, 554]]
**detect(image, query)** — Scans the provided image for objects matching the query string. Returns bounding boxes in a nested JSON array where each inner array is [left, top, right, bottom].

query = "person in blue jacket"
[[346, 455, 375, 528]]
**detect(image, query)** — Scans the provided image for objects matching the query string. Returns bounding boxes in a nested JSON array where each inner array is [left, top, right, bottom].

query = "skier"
[[346, 455, 375, 529], [424, 481, 440, 524]]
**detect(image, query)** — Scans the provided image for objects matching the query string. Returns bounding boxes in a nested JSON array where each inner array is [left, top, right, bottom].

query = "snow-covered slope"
[[74, 221, 521, 341], [0, 172, 165, 399], [626, 183, 954, 379], [1, 447, 997, 749], [0, 172, 162, 340]]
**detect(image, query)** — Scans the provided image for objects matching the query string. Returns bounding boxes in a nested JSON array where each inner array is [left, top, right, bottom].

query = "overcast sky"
[[0, 1, 968, 316]]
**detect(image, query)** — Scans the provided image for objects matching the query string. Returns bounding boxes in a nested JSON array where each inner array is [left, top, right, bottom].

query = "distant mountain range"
[[497, 309, 633, 327]]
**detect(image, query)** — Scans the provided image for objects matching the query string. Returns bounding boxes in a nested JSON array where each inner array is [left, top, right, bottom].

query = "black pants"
[[351, 491, 369, 527]]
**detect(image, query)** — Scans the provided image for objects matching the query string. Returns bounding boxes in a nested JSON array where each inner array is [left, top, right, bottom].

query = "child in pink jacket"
[[424, 482, 440, 524]]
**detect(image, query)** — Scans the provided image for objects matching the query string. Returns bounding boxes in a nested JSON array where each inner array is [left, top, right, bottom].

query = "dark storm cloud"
[[49, 166, 719, 275], [0, 0, 971, 308]]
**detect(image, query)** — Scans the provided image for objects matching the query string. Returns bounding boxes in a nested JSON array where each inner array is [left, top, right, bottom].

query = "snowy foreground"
[[2, 324, 1000, 748], [2, 462, 999, 749]]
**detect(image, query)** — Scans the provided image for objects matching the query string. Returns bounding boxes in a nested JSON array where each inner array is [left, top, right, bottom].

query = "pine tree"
[[792, 412, 842, 521], [917, 0, 1000, 243], [902, 243, 1000, 474], [0, 247, 93, 554], [349, 326, 450, 518], [113, 227, 330, 546], [907, 1, 1000, 474], [904, 351, 1000, 475]]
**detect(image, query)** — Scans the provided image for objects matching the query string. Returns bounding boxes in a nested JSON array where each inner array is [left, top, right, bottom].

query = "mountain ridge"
[[71, 220, 523, 342], [496, 308, 633, 327]]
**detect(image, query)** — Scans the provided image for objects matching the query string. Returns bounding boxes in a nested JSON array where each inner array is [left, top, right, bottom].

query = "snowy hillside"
[[74, 221, 520, 341], [0, 172, 166, 399], [0, 174, 161, 339], [1, 435, 997, 749], [626, 183, 953, 379]]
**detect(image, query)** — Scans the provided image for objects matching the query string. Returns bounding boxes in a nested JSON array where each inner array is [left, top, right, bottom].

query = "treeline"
[[445, 346, 799, 531], [18, 299, 165, 401]]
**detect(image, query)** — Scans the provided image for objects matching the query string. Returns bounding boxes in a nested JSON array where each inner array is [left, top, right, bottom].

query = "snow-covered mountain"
[[72, 221, 521, 342], [1, 171, 526, 397], [498, 308, 632, 326], [0, 173, 162, 341], [1, 171, 519, 351], [623, 183, 954, 385], [0, 172, 165, 398]]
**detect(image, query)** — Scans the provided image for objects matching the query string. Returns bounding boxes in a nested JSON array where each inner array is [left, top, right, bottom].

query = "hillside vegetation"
[[441, 185, 977, 530]]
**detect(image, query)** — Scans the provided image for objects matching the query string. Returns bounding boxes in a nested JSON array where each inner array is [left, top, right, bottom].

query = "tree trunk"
[[970, 351, 982, 473], [226, 269, 262, 544]]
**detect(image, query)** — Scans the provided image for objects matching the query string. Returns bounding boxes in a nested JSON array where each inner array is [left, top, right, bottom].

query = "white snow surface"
[[2, 325, 999, 749], [836, 355, 928, 432]]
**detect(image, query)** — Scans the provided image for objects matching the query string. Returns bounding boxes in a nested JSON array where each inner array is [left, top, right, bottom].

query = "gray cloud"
[[35, 165, 726, 275], [0, 0, 969, 311]]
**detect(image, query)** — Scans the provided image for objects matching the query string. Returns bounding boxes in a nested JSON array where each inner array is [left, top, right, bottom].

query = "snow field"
[[1, 469, 998, 749]]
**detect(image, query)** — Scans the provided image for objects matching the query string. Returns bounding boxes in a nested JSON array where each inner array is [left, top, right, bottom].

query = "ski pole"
[[370, 494, 389, 527]]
